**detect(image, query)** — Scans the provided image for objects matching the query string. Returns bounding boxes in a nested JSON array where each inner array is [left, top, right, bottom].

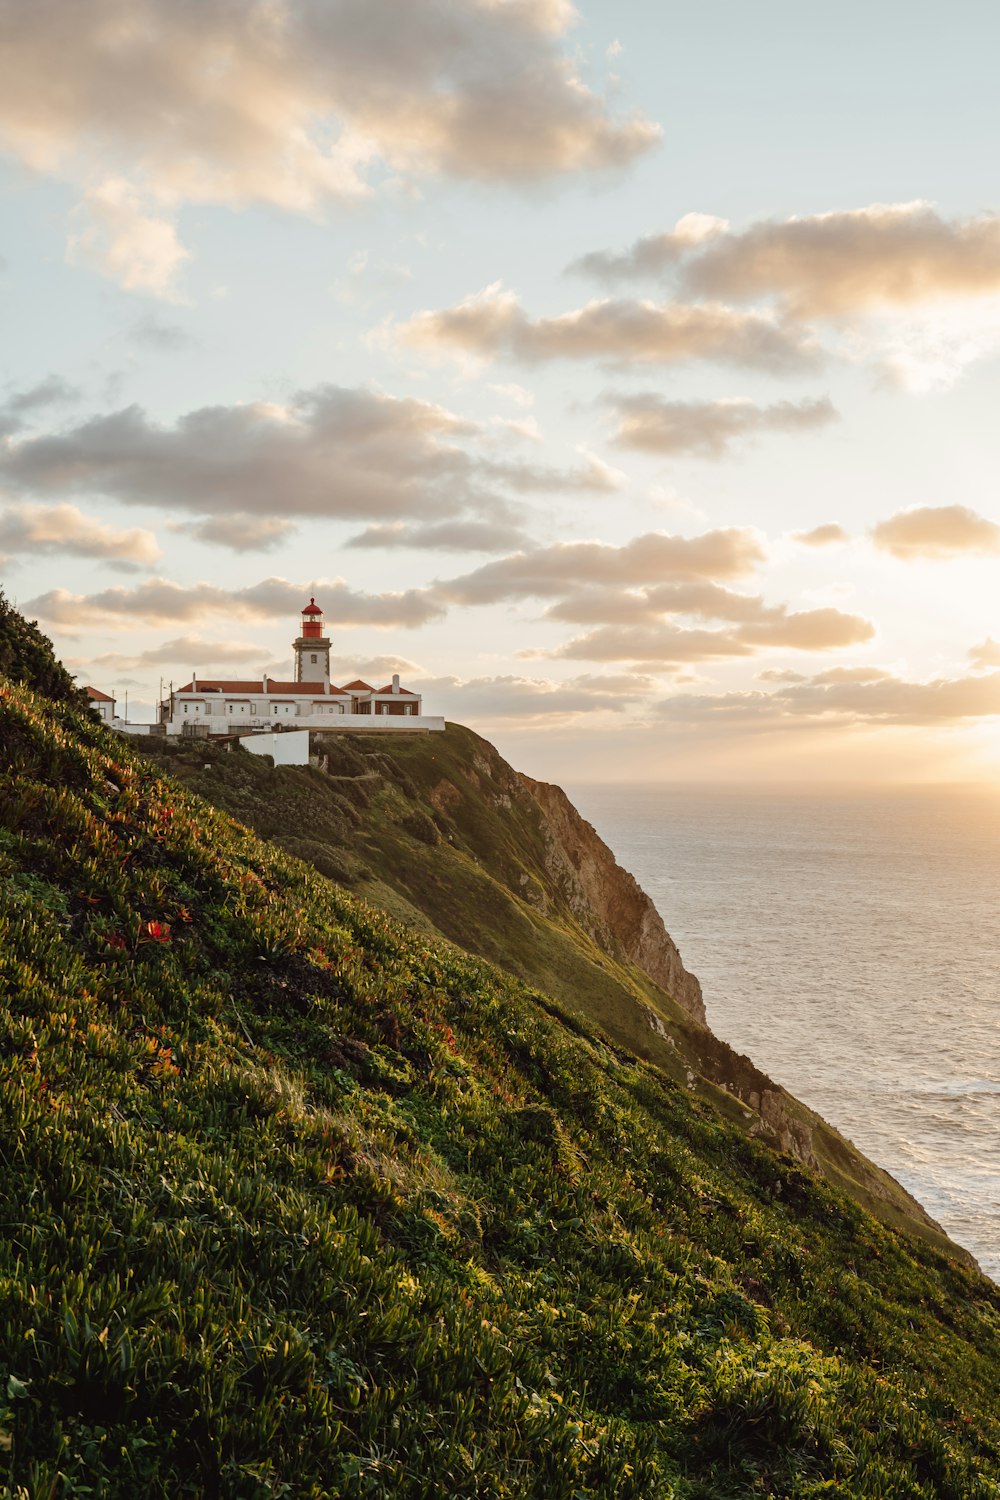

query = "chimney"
[[192, 672, 197, 691], [392, 673, 400, 694], [262, 672, 269, 693]]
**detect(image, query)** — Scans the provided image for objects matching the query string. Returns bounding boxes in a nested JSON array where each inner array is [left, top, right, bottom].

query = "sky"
[[3, 0, 1000, 785]]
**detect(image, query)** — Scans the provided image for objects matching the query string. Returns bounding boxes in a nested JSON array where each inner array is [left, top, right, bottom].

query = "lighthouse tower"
[[293, 597, 331, 684]]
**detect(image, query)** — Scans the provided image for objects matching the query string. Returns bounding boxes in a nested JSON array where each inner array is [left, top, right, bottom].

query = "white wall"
[[240, 729, 310, 765]]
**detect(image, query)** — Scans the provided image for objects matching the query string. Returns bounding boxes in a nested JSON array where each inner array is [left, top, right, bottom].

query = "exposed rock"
[[754, 1089, 819, 1169], [520, 773, 705, 1024]]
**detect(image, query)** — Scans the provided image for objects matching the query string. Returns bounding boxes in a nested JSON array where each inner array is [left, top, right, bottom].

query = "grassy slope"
[[141, 727, 681, 1038], [1, 634, 999, 1495], [138, 730, 961, 1259]]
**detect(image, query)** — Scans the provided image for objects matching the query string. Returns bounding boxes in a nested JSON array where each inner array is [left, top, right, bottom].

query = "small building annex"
[[156, 598, 444, 737], [86, 686, 116, 723]]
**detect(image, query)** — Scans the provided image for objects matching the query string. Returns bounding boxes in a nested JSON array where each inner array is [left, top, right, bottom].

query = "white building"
[[157, 598, 444, 737], [86, 686, 116, 722]]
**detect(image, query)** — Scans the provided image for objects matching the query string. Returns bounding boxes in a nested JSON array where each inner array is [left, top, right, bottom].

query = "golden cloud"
[[870, 505, 1000, 559], [793, 523, 849, 547], [0, 502, 161, 566], [438, 530, 766, 605], [399, 284, 818, 371], [574, 202, 1000, 318], [657, 667, 1000, 728]]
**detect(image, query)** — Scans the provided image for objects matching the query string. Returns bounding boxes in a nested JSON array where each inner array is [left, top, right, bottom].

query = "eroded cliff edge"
[[519, 772, 705, 1024]]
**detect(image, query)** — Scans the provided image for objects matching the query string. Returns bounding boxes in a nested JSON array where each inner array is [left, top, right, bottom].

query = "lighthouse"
[[293, 597, 331, 684]]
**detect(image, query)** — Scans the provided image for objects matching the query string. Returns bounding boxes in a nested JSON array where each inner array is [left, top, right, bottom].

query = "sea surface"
[[568, 785, 1000, 1282]]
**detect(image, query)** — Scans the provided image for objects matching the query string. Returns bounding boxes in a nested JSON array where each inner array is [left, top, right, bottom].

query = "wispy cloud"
[[26, 576, 444, 630], [413, 670, 657, 721], [0, 376, 80, 438], [657, 666, 1000, 728], [347, 519, 531, 554], [793, 523, 849, 547], [608, 394, 836, 457]]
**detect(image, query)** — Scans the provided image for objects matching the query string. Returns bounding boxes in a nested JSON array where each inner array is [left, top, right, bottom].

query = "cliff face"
[[520, 773, 705, 1024]]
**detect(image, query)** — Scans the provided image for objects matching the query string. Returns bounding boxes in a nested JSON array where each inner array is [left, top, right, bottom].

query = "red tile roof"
[[86, 686, 114, 702], [342, 679, 374, 691], [377, 684, 418, 696], [175, 679, 348, 695]]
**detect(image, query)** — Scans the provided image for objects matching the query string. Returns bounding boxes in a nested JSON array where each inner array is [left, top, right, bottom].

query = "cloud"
[[67, 179, 191, 298], [545, 581, 874, 647], [969, 638, 1000, 670], [77, 636, 269, 671], [546, 623, 759, 664], [332, 251, 414, 309], [570, 212, 730, 281], [657, 667, 1000, 729], [608, 394, 836, 457], [870, 504, 1000, 559], [330, 653, 424, 681], [0, 376, 80, 438], [0, 0, 658, 289], [186, 515, 297, 552], [399, 283, 819, 371], [439, 533, 872, 666], [793, 523, 849, 547], [481, 450, 622, 493], [438, 529, 766, 605], [0, 502, 160, 565], [488, 382, 535, 407], [810, 666, 893, 684], [128, 314, 198, 352], [571, 204, 1000, 387], [414, 670, 657, 720], [573, 202, 1000, 318], [492, 415, 543, 444], [25, 576, 444, 630], [347, 519, 531, 553], [0, 383, 603, 532], [735, 607, 874, 652], [544, 605, 873, 664], [685, 203, 1000, 319]]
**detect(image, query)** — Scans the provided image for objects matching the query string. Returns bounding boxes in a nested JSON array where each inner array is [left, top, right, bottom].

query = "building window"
[[183, 705, 188, 713], [310, 654, 317, 663]]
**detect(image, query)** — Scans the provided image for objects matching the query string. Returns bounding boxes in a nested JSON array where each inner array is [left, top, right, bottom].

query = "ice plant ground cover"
[[0, 600, 999, 1497]]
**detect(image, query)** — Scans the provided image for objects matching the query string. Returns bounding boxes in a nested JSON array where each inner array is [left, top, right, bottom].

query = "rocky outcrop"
[[520, 774, 706, 1024]]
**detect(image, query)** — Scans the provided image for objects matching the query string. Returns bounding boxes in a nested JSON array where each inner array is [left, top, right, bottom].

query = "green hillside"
[[1, 604, 999, 1497], [139, 727, 960, 1257]]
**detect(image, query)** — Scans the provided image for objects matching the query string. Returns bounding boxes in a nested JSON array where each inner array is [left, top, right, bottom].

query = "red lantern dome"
[[301, 597, 324, 639]]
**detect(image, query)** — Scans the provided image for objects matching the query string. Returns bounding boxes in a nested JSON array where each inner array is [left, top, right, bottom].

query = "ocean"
[[568, 785, 1000, 1282]]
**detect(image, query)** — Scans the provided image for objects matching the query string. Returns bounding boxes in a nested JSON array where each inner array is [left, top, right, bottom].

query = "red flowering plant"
[[138, 919, 171, 945]]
